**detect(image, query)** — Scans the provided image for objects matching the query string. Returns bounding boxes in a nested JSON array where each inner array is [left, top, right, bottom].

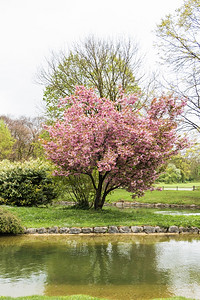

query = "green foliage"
[[0, 159, 57, 207], [40, 37, 141, 121], [0, 207, 24, 234], [30, 137, 45, 159], [1, 115, 44, 161], [158, 146, 200, 183], [185, 144, 200, 181], [158, 163, 182, 183], [0, 119, 15, 160], [170, 154, 191, 182], [55, 173, 96, 209]]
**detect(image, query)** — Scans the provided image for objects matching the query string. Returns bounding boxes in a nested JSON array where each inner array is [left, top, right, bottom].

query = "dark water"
[[0, 235, 200, 300]]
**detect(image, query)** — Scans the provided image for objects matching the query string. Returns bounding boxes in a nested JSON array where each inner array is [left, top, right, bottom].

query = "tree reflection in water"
[[0, 235, 199, 299]]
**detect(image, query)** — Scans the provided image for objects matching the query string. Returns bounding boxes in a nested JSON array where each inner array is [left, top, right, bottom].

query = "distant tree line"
[[0, 115, 44, 161], [158, 144, 200, 183]]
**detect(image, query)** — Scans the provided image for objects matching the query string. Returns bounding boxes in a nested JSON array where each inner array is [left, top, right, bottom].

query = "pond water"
[[155, 210, 200, 216], [0, 235, 200, 300]]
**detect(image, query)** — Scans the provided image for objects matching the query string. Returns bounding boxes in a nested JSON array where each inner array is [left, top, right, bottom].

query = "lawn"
[[0, 296, 106, 300], [107, 187, 200, 206], [4, 204, 200, 229], [0, 296, 195, 300], [156, 182, 200, 188], [2, 181, 200, 229]]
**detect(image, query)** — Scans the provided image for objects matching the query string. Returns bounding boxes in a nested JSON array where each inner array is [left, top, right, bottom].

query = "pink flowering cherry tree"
[[42, 86, 187, 209]]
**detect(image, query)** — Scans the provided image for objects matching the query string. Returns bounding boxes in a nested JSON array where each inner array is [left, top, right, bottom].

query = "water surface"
[[0, 235, 200, 299], [155, 210, 200, 216]]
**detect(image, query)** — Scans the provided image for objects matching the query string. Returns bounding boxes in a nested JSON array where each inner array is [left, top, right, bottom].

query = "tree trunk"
[[94, 187, 102, 210], [94, 193, 107, 210], [94, 173, 104, 210], [93, 172, 113, 210]]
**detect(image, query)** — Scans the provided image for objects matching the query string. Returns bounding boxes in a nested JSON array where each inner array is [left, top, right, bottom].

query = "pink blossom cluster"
[[42, 86, 187, 201]]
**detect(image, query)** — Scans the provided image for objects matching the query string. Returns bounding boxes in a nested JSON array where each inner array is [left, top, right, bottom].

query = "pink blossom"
[[42, 86, 187, 209]]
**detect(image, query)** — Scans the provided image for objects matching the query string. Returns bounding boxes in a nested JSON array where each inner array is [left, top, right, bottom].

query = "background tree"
[[0, 115, 44, 161], [38, 36, 145, 205], [158, 144, 200, 183], [185, 143, 200, 181], [158, 163, 183, 184], [156, 0, 200, 133], [43, 86, 187, 210], [0, 120, 15, 160], [37, 36, 142, 121], [170, 153, 191, 182]]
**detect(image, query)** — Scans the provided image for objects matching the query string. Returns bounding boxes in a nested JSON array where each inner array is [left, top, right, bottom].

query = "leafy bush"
[[0, 207, 24, 234], [158, 163, 182, 184], [0, 159, 57, 206], [55, 173, 96, 209]]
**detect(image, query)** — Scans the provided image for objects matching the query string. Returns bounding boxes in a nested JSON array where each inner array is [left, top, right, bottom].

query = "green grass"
[[1, 181, 200, 230], [3, 204, 200, 229], [154, 298, 195, 300], [0, 296, 106, 300], [107, 188, 200, 205], [139, 190, 200, 205], [0, 296, 195, 300]]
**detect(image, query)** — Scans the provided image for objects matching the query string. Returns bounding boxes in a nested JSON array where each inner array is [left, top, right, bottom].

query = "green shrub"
[[55, 173, 96, 209], [0, 207, 24, 234], [0, 159, 57, 207], [158, 163, 182, 183]]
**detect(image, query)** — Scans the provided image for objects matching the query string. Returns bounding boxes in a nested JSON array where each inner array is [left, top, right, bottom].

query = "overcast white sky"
[[0, 0, 183, 118]]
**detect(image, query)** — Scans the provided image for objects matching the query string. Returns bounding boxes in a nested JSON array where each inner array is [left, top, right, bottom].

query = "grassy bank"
[[3, 204, 200, 229], [0, 296, 195, 300], [0, 296, 106, 300], [1, 182, 200, 230]]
